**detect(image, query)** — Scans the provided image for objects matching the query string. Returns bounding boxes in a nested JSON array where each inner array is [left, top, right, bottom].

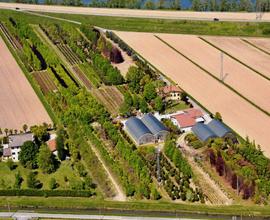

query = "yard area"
[[165, 101, 190, 114], [0, 161, 84, 190]]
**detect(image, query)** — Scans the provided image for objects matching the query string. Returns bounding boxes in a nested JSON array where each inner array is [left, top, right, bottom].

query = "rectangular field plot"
[[33, 71, 57, 94], [0, 36, 52, 130], [203, 36, 270, 80], [115, 31, 270, 156], [92, 86, 124, 115], [157, 34, 270, 113], [244, 37, 270, 54]]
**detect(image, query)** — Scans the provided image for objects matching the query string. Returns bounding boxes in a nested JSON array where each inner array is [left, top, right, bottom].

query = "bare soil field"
[[115, 31, 270, 156], [1, 2, 270, 22], [157, 34, 270, 113], [244, 37, 270, 54], [203, 36, 270, 79], [0, 36, 51, 130]]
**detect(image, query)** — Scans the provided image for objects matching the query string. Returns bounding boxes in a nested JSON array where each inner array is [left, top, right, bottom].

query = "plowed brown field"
[[245, 37, 270, 54], [203, 36, 270, 79], [115, 31, 270, 156], [0, 36, 51, 130], [157, 34, 270, 113]]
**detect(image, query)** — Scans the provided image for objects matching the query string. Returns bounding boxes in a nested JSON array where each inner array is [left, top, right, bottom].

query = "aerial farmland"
[[0, 36, 52, 130], [1, 6, 270, 217], [115, 31, 270, 156], [156, 34, 270, 114], [204, 36, 270, 80]]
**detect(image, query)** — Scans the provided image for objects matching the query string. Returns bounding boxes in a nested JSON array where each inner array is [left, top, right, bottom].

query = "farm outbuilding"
[[125, 117, 155, 145], [141, 113, 169, 141], [191, 123, 216, 142], [207, 119, 232, 138], [192, 119, 234, 142]]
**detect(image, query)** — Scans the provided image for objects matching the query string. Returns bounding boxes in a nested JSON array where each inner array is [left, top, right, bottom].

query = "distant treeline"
[[8, 0, 270, 12]]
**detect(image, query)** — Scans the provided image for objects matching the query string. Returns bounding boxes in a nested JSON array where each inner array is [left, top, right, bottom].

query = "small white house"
[[3, 133, 33, 162]]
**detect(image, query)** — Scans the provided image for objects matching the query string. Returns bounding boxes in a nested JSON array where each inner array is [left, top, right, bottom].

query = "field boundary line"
[[199, 37, 270, 81], [155, 35, 270, 117], [241, 38, 270, 57], [0, 27, 58, 125]]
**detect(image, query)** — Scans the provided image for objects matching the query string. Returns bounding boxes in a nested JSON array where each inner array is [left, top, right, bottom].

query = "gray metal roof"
[[207, 119, 231, 137], [9, 133, 33, 148], [141, 113, 168, 136], [191, 123, 216, 142], [125, 117, 153, 142]]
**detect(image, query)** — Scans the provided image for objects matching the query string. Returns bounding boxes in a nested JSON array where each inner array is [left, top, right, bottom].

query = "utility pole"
[[220, 51, 224, 81]]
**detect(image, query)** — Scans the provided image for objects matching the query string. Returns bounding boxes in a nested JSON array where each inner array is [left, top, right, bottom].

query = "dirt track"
[[1, 2, 270, 22], [0, 36, 51, 131], [157, 34, 270, 113], [115, 31, 270, 157], [204, 36, 270, 79]]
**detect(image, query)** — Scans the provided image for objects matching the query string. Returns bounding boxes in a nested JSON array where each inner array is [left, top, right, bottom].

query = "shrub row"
[[0, 189, 94, 197]]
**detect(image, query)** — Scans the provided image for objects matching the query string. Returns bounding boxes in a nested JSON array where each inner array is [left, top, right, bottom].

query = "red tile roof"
[[46, 139, 57, 152], [172, 114, 196, 128], [161, 85, 182, 94], [184, 108, 204, 118], [171, 108, 203, 128]]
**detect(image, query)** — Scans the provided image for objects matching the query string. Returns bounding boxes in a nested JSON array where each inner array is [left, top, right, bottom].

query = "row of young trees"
[[207, 137, 270, 203]]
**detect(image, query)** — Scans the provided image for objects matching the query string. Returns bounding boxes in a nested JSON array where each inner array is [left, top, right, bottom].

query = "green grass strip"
[[155, 35, 270, 117]]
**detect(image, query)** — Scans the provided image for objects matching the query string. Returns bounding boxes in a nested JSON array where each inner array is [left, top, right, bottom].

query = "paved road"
[[0, 212, 207, 220], [0, 2, 270, 22]]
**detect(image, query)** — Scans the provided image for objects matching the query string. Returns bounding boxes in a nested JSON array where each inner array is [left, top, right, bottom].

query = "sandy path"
[[157, 34, 270, 113], [89, 141, 126, 201], [244, 37, 270, 54], [115, 31, 270, 157], [1, 3, 270, 22], [177, 134, 232, 205], [0, 36, 51, 131], [204, 36, 270, 80]]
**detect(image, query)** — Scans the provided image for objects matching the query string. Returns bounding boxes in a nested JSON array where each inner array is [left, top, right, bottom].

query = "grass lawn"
[[0, 161, 82, 190], [165, 101, 190, 114], [38, 12, 270, 37]]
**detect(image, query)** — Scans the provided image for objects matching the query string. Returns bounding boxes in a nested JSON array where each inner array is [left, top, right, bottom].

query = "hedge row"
[[0, 189, 93, 197]]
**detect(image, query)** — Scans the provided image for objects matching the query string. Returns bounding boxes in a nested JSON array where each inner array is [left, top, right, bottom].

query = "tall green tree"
[[37, 144, 58, 174], [19, 141, 39, 169], [143, 82, 157, 101], [56, 127, 66, 161]]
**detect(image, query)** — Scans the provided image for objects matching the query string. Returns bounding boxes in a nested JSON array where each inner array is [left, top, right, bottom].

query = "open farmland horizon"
[[115, 31, 270, 156], [0, 35, 52, 130], [2, 2, 270, 22], [156, 34, 270, 114]]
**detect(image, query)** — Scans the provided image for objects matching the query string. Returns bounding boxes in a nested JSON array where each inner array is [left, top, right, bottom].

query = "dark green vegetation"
[[139, 141, 203, 201], [206, 137, 270, 204]]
